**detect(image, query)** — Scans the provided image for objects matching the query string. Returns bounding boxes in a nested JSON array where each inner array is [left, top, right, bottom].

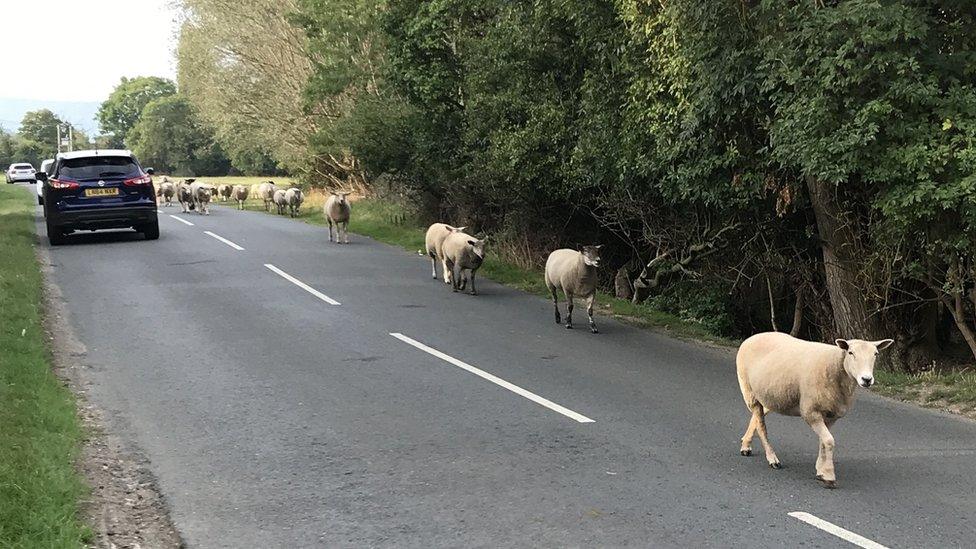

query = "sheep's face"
[[581, 245, 603, 268], [467, 238, 487, 259], [331, 192, 350, 206], [836, 338, 894, 387]]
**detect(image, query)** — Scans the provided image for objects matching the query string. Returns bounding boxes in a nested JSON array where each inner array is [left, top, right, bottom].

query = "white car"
[[6, 163, 36, 184], [37, 159, 54, 205]]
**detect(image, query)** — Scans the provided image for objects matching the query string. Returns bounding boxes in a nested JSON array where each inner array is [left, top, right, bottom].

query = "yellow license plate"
[[85, 188, 119, 197]]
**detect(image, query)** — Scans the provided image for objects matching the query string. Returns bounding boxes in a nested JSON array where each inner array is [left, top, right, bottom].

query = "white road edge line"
[[204, 230, 245, 251], [168, 214, 194, 226], [264, 264, 340, 305], [789, 512, 889, 549], [389, 332, 595, 424]]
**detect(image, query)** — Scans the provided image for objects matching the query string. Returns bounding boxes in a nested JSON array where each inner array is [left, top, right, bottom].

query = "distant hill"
[[0, 98, 101, 135]]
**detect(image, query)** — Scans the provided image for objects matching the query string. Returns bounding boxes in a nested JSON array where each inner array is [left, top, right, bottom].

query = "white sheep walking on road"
[[217, 184, 233, 202], [273, 189, 288, 215], [157, 181, 175, 207], [441, 231, 487, 295], [424, 223, 466, 283], [177, 180, 195, 213], [257, 181, 277, 212], [285, 188, 304, 217], [324, 192, 351, 243], [189, 181, 213, 215], [736, 332, 893, 488], [544, 246, 602, 333]]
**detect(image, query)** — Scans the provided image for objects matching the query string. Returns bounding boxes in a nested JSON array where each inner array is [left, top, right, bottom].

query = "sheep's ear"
[[594, 244, 603, 249], [330, 191, 337, 196], [874, 339, 894, 350], [467, 239, 477, 246], [835, 339, 850, 351], [455, 226, 467, 232]]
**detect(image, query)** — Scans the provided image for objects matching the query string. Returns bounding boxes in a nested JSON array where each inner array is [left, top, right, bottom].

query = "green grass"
[[875, 368, 976, 416], [0, 185, 90, 547], [202, 176, 736, 346]]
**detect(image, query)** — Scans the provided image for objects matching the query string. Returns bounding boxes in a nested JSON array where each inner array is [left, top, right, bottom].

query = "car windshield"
[[58, 157, 141, 180]]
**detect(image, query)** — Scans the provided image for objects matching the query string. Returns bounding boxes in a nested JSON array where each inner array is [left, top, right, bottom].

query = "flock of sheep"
[[153, 177, 893, 489]]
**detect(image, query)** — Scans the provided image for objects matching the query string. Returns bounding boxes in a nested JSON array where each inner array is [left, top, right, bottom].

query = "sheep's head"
[[836, 338, 894, 387], [580, 245, 603, 268], [331, 191, 350, 206], [449, 225, 467, 233], [467, 237, 487, 259]]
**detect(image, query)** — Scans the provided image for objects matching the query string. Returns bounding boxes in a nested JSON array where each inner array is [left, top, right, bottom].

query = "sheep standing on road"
[[189, 181, 213, 215], [273, 189, 288, 215], [736, 332, 894, 488], [217, 184, 233, 202], [158, 181, 176, 207], [231, 185, 249, 210], [177, 180, 195, 213], [257, 181, 277, 212], [442, 231, 487, 295], [285, 187, 304, 217], [544, 246, 603, 333], [324, 192, 351, 244], [424, 223, 466, 283]]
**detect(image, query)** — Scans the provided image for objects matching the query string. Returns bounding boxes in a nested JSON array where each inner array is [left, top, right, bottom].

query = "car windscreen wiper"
[[98, 171, 127, 177]]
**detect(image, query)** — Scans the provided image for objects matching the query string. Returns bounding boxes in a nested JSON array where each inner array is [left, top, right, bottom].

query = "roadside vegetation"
[[0, 185, 89, 546]]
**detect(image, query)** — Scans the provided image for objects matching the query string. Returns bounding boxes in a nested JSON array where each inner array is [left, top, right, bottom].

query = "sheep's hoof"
[[589, 326, 599, 334], [817, 476, 837, 489], [740, 449, 752, 456], [554, 317, 561, 325], [565, 324, 574, 330], [469, 291, 477, 296], [769, 461, 782, 469]]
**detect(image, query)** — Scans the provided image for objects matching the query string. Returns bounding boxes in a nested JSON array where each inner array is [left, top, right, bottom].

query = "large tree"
[[127, 95, 229, 176], [97, 76, 177, 148]]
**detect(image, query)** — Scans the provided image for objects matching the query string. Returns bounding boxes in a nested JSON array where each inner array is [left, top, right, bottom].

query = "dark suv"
[[37, 150, 158, 245]]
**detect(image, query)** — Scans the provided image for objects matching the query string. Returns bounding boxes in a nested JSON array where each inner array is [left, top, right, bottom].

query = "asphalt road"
[[34, 192, 976, 548]]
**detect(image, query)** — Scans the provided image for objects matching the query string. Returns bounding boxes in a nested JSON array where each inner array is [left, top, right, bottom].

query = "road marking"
[[204, 231, 244, 251], [789, 512, 889, 549], [168, 215, 194, 226], [264, 264, 340, 305], [389, 332, 594, 423]]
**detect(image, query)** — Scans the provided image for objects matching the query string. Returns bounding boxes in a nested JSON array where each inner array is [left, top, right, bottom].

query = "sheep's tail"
[[735, 350, 755, 408]]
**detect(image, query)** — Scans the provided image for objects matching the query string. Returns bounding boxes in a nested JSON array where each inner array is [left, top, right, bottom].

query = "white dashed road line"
[[389, 332, 595, 424], [168, 215, 195, 226], [264, 264, 341, 305], [204, 231, 245, 250], [789, 512, 889, 549]]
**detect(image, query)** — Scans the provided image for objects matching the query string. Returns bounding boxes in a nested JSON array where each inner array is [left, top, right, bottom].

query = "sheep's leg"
[[753, 405, 781, 469], [549, 285, 561, 324], [739, 413, 759, 456], [448, 260, 459, 292], [469, 271, 477, 295], [806, 415, 836, 488], [442, 259, 452, 284], [328, 220, 334, 242], [458, 269, 468, 291], [565, 293, 574, 329], [342, 221, 349, 243], [430, 256, 438, 279], [586, 293, 598, 333]]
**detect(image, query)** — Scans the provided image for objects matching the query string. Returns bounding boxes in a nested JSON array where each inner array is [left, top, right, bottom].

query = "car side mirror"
[[145, 167, 155, 175], [35, 172, 48, 182]]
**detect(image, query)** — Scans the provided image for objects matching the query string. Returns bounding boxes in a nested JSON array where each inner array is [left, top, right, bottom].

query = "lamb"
[[441, 231, 487, 295], [189, 181, 213, 215], [424, 223, 467, 283], [157, 181, 176, 207], [273, 189, 288, 215], [735, 332, 894, 488], [177, 180, 195, 213], [231, 185, 249, 210], [217, 184, 233, 202], [284, 187, 304, 217], [257, 181, 277, 212], [544, 246, 603, 333], [324, 191, 351, 243]]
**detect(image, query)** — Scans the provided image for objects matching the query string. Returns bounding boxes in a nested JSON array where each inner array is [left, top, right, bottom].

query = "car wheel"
[[46, 218, 66, 246], [141, 221, 160, 240]]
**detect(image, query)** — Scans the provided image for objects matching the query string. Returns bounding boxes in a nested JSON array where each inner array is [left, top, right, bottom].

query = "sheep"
[[177, 180, 195, 213], [324, 191, 351, 243], [735, 332, 894, 488], [157, 181, 176, 207], [257, 181, 277, 212], [284, 187, 304, 217], [249, 183, 261, 200], [231, 185, 249, 210], [273, 189, 288, 215], [189, 181, 213, 215], [424, 223, 467, 283], [441, 231, 487, 295], [217, 184, 233, 202], [544, 246, 603, 333]]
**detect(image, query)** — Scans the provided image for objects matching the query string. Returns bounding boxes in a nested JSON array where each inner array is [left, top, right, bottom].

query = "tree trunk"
[[804, 176, 879, 339], [789, 286, 804, 337], [615, 267, 633, 301]]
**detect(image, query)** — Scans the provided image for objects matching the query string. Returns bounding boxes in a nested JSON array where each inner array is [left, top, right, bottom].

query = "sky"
[[0, 0, 179, 130]]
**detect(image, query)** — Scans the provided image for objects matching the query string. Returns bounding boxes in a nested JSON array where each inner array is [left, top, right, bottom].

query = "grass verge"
[[0, 185, 89, 546]]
